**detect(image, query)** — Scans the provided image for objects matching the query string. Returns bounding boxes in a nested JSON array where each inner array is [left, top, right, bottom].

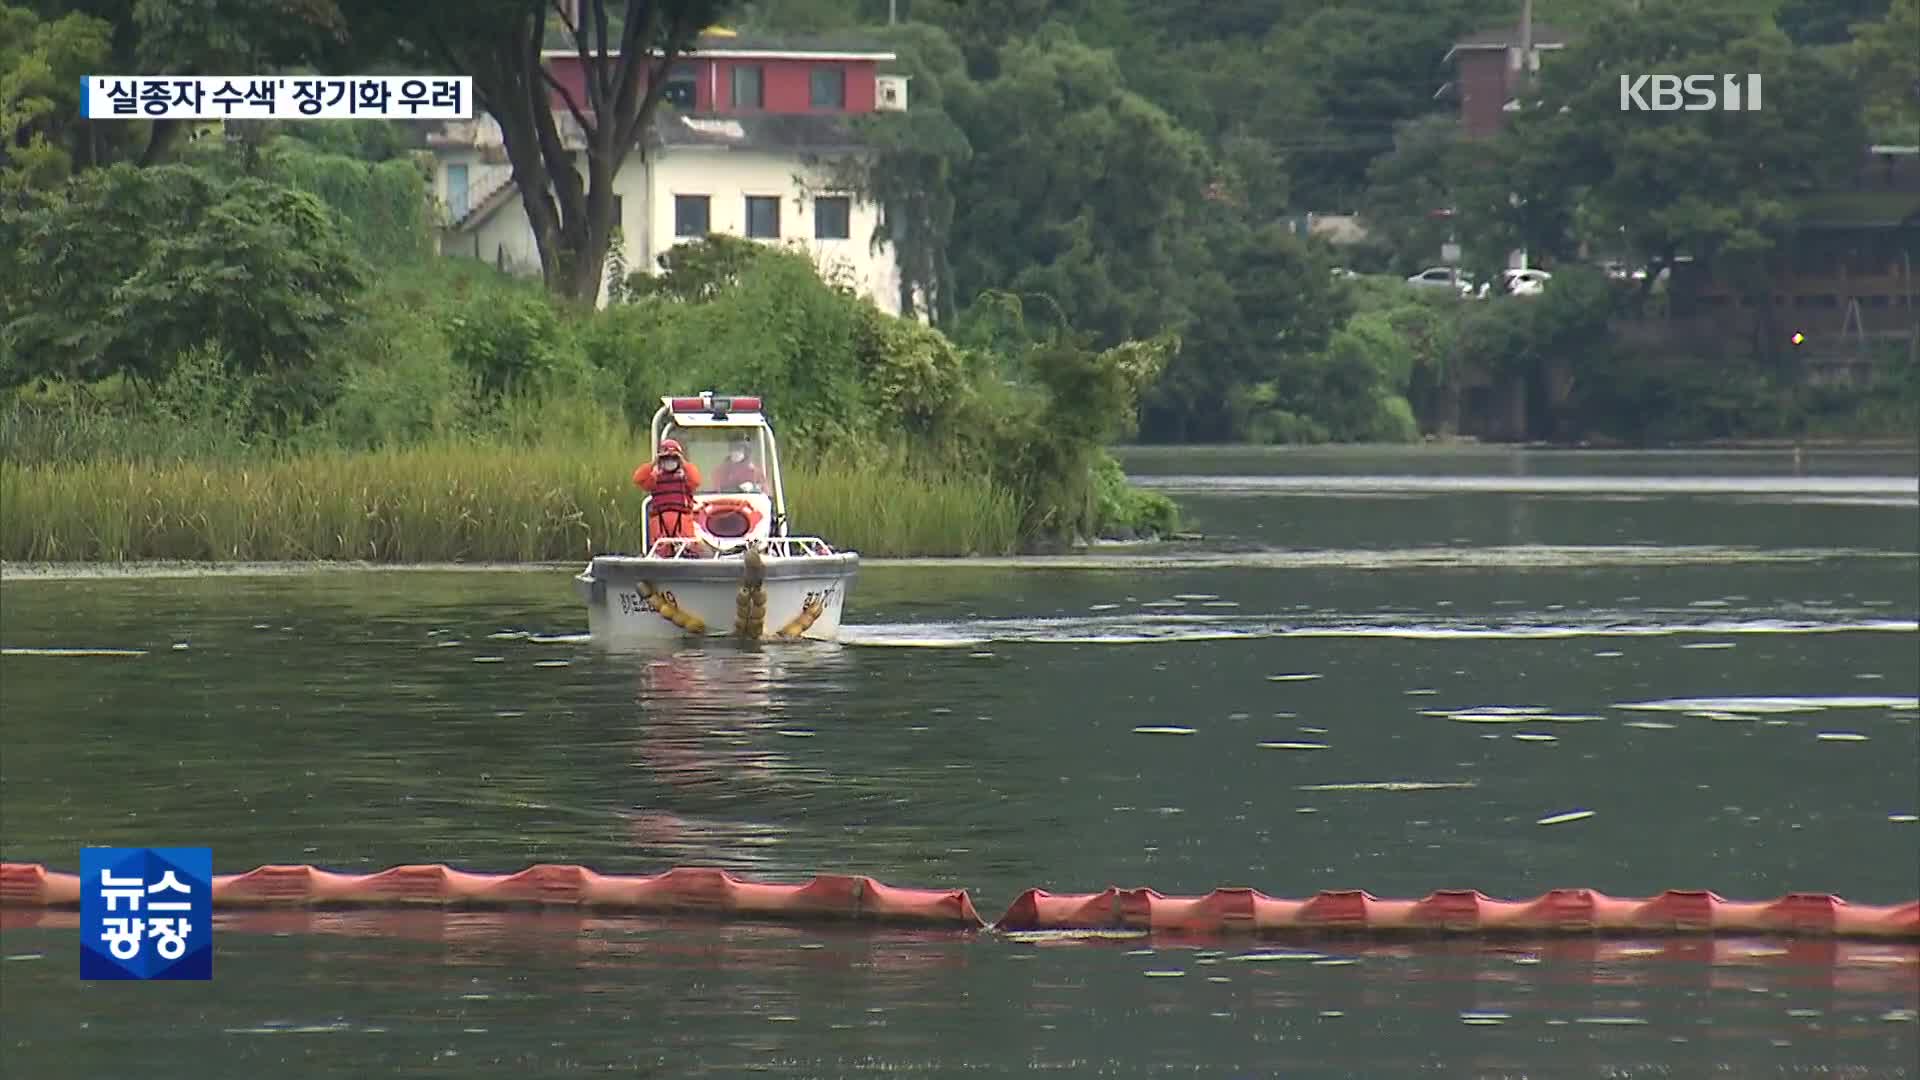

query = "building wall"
[[711, 57, 880, 112], [641, 148, 902, 317], [456, 203, 543, 277], [1457, 51, 1510, 138], [432, 147, 906, 316], [436, 153, 513, 223], [544, 55, 880, 115]]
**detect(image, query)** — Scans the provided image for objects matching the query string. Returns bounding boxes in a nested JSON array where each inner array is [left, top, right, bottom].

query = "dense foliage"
[[0, 115, 1177, 553], [740, 0, 1915, 442], [1, 0, 1914, 492]]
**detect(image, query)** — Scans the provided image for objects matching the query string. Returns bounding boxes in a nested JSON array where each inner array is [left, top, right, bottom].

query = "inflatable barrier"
[[5, 906, 1915, 982], [0, 863, 981, 928], [2, 862, 1915, 939], [994, 886, 1920, 938]]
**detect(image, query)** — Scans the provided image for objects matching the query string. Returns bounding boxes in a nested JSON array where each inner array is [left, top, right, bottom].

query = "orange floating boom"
[[0, 863, 982, 928], [993, 886, 1920, 938], [2, 863, 1914, 939]]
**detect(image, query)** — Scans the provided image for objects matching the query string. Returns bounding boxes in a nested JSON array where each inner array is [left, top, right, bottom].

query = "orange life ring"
[[696, 498, 765, 540]]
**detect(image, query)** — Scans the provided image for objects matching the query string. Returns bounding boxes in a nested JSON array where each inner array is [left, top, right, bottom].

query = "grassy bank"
[[0, 440, 1022, 562], [2, 147, 1180, 561]]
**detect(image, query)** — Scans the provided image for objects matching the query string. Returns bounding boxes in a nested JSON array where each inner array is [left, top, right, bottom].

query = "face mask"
[[728, 449, 745, 461], [661, 457, 680, 471]]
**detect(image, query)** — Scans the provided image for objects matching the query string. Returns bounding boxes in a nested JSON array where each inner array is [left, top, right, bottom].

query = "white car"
[[1502, 268, 1552, 296], [1406, 266, 1474, 296]]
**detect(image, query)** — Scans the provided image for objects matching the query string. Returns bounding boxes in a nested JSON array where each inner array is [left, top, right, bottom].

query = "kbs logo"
[[1618, 74, 1763, 112]]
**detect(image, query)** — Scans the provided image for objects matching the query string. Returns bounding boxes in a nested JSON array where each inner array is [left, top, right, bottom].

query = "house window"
[[745, 195, 780, 238], [731, 65, 763, 109], [814, 195, 850, 239], [446, 163, 469, 219], [810, 66, 845, 109], [675, 194, 709, 237], [663, 62, 696, 110]]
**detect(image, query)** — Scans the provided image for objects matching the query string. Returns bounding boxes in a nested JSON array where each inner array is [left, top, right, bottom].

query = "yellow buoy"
[[639, 581, 707, 635], [733, 542, 769, 640], [775, 593, 827, 641]]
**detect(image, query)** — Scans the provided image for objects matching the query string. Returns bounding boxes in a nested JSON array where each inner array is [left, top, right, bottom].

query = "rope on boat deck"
[[734, 543, 768, 641]]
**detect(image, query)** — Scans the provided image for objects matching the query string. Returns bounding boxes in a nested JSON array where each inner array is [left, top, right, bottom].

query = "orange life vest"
[[646, 466, 696, 512]]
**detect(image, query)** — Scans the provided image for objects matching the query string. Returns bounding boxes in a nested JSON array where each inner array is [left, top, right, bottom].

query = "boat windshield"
[[662, 425, 771, 493]]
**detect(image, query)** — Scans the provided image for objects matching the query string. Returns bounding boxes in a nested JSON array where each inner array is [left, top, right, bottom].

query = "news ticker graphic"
[[80, 76, 473, 121], [79, 847, 212, 981]]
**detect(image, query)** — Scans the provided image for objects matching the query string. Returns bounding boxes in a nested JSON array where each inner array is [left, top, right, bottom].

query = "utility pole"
[[889, 0, 898, 24], [1519, 0, 1534, 90], [1513, 0, 1534, 273]]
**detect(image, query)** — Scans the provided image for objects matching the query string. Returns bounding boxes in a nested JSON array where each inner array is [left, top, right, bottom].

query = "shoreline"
[[7, 543, 1917, 583], [1115, 437, 1920, 454]]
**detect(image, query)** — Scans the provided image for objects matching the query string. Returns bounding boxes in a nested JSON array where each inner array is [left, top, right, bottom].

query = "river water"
[[3, 446, 1917, 1076]]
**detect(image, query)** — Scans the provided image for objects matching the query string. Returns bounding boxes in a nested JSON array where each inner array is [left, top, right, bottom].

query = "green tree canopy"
[[1, 163, 366, 420], [944, 25, 1210, 347], [333, 0, 737, 303], [1496, 0, 1864, 277], [0, 4, 113, 189], [1360, 114, 1466, 274], [1850, 0, 1919, 145]]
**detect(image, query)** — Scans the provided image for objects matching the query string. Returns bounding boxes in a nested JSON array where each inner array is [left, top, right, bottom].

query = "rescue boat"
[[574, 393, 859, 644]]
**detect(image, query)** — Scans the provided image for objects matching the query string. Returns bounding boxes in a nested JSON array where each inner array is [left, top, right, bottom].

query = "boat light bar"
[[667, 396, 763, 415]]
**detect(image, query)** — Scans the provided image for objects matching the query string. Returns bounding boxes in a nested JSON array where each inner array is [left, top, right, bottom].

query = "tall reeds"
[[0, 440, 1022, 562]]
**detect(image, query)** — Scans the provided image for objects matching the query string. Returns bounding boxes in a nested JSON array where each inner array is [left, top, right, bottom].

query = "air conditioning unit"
[[875, 74, 909, 112]]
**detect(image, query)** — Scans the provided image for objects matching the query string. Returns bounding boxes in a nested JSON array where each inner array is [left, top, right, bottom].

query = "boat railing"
[[638, 537, 840, 559]]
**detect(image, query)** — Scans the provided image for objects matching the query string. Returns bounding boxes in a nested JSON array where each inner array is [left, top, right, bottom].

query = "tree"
[[1141, 221, 1348, 441], [1491, 0, 1864, 367], [1, 4, 113, 189], [913, 0, 1074, 78], [1270, 0, 1512, 209], [1777, 0, 1891, 45], [1119, 34, 1314, 227], [338, 0, 736, 304], [943, 26, 1211, 348], [1448, 117, 1582, 281], [814, 21, 974, 323], [18, 0, 358, 169], [1511, 2, 1863, 276], [1, 163, 366, 419], [1850, 0, 1919, 145], [1360, 114, 1468, 273]]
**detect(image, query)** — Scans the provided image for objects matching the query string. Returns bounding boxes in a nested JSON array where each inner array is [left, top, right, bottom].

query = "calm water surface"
[[3, 447, 1917, 1076]]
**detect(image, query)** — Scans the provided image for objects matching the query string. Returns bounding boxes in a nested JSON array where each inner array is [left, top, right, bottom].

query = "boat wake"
[[874, 544, 1916, 571], [840, 610, 1919, 648], [1131, 474, 1920, 499]]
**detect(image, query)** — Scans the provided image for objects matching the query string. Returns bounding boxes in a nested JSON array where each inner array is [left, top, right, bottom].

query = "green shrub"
[[442, 290, 568, 400], [1092, 450, 1179, 538]]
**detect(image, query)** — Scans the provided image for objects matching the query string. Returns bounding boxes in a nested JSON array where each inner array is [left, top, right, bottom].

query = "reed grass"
[[0, 440, 1023, 562]]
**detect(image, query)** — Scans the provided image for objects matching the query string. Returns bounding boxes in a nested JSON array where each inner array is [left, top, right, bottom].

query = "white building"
[[424, 35, 919, 319]]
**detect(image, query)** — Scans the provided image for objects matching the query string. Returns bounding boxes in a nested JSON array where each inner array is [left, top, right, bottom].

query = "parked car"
[[1470, 268, 1553, 298], [1406, 266, 1474, 296], [1502, 268, 1552, 296]]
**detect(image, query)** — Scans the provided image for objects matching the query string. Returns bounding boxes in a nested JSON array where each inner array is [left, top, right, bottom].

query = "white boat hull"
[[576, 550, 858, 645]]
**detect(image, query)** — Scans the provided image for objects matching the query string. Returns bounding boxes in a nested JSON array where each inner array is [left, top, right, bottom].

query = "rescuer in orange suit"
[[714, 431, 767, 490], [633, 438, 702, 556]]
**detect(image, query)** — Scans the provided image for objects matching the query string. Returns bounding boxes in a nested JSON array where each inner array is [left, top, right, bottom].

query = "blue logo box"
[[80, 847, 212, 981]]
